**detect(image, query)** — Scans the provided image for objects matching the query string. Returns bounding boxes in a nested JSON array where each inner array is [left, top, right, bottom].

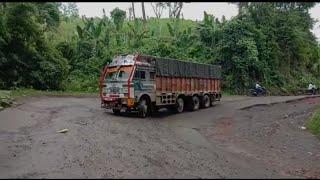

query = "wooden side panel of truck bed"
[[156, 76, 220, 94]]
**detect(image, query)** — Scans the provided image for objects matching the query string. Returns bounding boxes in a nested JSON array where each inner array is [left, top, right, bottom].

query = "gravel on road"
[[0, 95, 319, 178]]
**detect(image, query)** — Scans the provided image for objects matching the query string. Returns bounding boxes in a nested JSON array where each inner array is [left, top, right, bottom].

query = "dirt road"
[[0, 95, 319, 178]]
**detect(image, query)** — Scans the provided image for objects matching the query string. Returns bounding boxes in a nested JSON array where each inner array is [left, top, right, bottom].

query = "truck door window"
[[140, 71, 146, 79], [150, 72, 155, 80], [134, 70, 145, 80], [134, 70, 146, 79], [134, 71, 140, 79]]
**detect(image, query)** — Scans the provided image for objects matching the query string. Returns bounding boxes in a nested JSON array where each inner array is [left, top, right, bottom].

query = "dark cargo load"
[[140, 55, 221, 79]]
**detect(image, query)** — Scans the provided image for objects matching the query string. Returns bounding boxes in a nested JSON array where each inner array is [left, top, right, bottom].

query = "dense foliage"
[[0, 3, 68, 90], [0, 2, 319, 94]]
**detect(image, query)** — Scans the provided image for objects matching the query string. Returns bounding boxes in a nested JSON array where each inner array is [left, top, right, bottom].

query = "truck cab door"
[[133, 67, 156, 102]]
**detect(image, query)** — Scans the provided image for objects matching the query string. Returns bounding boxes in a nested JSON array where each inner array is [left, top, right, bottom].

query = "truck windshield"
[[105, 67, 132, 82], [105, 72, 117, 82], [118, 71, 129, 81]]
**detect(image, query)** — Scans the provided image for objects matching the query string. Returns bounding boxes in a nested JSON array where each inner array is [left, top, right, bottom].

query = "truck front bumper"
[[101, 97, 136, 110]]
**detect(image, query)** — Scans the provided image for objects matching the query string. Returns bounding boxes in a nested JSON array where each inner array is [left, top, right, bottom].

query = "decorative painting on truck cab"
[[133, 67, 156, 102]]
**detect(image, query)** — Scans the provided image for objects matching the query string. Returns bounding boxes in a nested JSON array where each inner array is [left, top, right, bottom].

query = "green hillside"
[[0, 3, 319, 94]]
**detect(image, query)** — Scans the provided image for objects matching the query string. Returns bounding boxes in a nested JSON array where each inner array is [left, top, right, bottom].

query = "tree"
[[0, 3, 68, 90], [110, 7, 126, 31], [110, 7, 126, 45], [60, 3, 79, 19], [128, 7, 133, 21], [221, 15, 226, 24], [1, 2, 319, 94], [141, 2, 146, 23], [127, 19, 148, 48], [230, 2, 250, 19], [37, 3, 61, 31], [151, 2, 166, 18], [131, 2, 136, 20], [166, 2, 183, 18]]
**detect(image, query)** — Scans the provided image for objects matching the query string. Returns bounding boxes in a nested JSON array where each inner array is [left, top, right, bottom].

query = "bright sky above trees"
[[76, 2, 320, 41]]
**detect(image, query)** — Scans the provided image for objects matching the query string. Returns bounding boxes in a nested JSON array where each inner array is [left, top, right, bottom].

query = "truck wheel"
[[138, 98, 148, 118], [210, 96, 215, 106], [191, 96, 200, 111], [112, 109, 120, 115], [203, 95, 210, 108], [175, 97, 184, 113]]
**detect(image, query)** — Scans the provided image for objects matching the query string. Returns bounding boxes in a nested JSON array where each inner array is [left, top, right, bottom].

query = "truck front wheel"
[[175, 97, 184, 113], [191, 96, 200, 111], [138, 98, 149, 118]]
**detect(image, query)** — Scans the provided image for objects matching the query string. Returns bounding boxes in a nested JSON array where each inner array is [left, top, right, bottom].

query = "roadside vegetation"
[[0, 2, 319, 95], [308, 108, 320, 137], [0, 89, 96, 109]]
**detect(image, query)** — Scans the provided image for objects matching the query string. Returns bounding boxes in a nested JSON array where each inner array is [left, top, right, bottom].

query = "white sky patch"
[[76, 2, 320, 41]]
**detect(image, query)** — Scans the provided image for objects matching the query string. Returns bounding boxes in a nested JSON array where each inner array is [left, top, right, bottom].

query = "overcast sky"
[[76, 2, 320, 41]]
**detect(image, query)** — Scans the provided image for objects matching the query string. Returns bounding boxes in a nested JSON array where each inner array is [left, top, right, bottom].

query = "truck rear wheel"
[[138, 98, 149, 118], [175, 97, 184, 113], [191, 96, 200, 111], [210, 95, 216, 106], [203, 95, 210, 108]]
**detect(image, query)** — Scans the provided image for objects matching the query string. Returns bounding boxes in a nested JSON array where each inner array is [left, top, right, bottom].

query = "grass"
[[308, 107, 320, 136], [0, 90, 11, 98], [0, 88, 97, 109], [0, 88, 97, 110], [10, 88, 97, 99], [221, 91, 237, 96], [0, 90, 13, 108]]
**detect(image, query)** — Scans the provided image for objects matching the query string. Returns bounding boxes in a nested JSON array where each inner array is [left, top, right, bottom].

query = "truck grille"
[[110, 87, 120, 94]]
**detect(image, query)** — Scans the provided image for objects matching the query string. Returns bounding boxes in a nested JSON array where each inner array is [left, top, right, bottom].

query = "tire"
[[191, 96, 200, 111], [251, 91, 257, 96], [175, 97, 184, 113], [112, 109, 120, 115], [210, 95, 215, 106], [138, 98, 149, 118], [263, 89, 267, 96], [203, 95, 210, 108]]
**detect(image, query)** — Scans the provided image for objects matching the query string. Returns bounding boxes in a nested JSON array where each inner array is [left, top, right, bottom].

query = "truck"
[[99, 54, 222, 118]]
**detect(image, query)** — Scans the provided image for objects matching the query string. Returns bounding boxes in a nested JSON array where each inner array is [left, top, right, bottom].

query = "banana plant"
[[197, 11, 221, 47], [167, 18, 194, 47], [75, 13, 113, 57], [127, 19, 148, 48]]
